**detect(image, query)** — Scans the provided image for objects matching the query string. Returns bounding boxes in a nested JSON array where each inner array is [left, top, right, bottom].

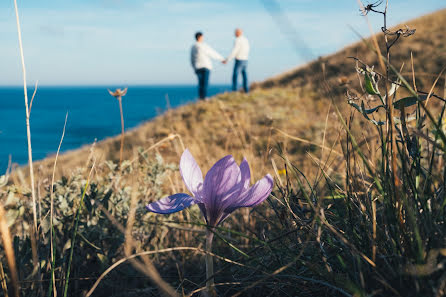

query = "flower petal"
[[219, 158, 251, 212], [197, 202, 208, 224], [146, 193, 196, 214], [180, 149, 204, 198], [224, 174, 274, 213], [214, 175, 273, 226], [240, 158, 251, 190], [203, 155, 242, 225]]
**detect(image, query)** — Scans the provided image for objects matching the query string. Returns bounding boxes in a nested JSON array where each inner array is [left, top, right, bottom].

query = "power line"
[[260, 0, 315, 61]]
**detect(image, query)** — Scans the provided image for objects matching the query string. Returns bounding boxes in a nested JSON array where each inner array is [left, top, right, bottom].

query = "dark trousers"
[[195, 68, 210, 99], [232, 59, 248, 92]]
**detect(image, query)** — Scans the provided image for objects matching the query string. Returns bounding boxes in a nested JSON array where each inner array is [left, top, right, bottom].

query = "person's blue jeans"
[[232, 59, 248, 92], [195, 68, 210, 100]]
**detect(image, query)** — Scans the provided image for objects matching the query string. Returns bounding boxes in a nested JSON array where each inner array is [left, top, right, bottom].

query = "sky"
[[0, 0, 444, 86]]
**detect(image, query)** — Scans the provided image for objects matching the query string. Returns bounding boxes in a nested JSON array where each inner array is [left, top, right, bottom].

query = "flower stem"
[[118, 97, 125, 166], [205, 228, 216, 296]]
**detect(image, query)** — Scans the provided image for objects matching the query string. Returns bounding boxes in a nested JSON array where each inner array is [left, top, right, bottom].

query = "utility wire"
[[260, 0, 315, 61]]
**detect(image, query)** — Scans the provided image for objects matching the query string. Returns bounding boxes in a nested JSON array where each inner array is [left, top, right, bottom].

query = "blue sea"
[[0, 85, 229, 173]]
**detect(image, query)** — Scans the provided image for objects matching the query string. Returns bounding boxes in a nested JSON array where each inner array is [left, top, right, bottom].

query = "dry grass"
[[0, 204, 19, 297], [254, 8, 446, 96], [23, 87, 342, 189]]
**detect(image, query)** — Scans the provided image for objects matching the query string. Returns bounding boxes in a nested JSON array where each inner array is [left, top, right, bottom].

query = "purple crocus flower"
[[146, 149, 274, 227]]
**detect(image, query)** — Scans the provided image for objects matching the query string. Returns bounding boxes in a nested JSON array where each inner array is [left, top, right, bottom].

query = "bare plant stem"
[[13, 0, 39, 274], [205, 228, 216, 297], [0, 261, 9, 297], [383, 3, 397, 167], [29, 80, 38, 115], [48, 112, 68, 297], [0, 204, 20, 297], [382, 1, 401, 222], [118, 97, 125, 166]]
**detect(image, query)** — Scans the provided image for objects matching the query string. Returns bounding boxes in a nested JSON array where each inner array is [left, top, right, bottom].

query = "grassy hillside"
[[18, 8, 445, 184], [2, 7, 446, 297], [254, 8, 446, 96], [24, 88, 336, 184]]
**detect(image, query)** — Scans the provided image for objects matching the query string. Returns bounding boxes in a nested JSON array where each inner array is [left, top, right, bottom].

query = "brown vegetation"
[[253, 8, 446, 96]]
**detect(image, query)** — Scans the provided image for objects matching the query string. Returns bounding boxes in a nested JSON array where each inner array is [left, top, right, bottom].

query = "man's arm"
[[203, 44, 224, 61], [226, 38, 240, 62], [190, 46, 197, 70]]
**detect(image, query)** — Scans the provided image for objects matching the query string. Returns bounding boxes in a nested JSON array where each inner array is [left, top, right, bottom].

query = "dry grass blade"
[[306, 152, 346, 188], [186, 282, 242, 297], [0, 261, 9, 297], [0, 204, 20, 297], [410, 52, 418, 93], [125, 133, 185, 168], [272, 127, 343, 156], [28, 80, 38, 116], [85, 247, 246, 297], [230, 256, 353, 297], [424, 67, 446, 108], [13, 0, 38, 241], [321, 101, 332, 161], [270, 158, 284, 188], [49, 112, 68, 297], [319, 209, 376, 267]]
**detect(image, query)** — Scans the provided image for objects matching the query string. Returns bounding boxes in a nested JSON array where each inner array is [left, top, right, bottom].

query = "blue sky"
[[0, 0, 444, 86]]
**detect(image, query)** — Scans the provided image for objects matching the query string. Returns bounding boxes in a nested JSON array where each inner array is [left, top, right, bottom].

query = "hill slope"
[[15, 8, 446, 183], [254, 8, 446, 96]]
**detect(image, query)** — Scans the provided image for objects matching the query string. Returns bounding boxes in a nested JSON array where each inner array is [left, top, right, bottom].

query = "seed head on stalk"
[[108, 87, 128, 166]]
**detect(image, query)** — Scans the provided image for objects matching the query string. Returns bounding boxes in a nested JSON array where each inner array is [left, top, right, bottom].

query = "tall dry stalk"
[[108, 88, 128, 166], [48, 112, 68, 297], [0, 204, 20, 297], [14, 0, 37, 233], [13, 0, 39, 277], [0, 261, 8, 297]]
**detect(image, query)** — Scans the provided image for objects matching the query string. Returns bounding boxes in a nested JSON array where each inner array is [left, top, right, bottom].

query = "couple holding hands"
[[191, 28, 250, 99]]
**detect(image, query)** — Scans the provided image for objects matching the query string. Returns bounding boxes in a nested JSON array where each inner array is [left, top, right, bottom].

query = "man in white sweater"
[[190, 32, 224, 100], [223, 28, 250, 93]]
